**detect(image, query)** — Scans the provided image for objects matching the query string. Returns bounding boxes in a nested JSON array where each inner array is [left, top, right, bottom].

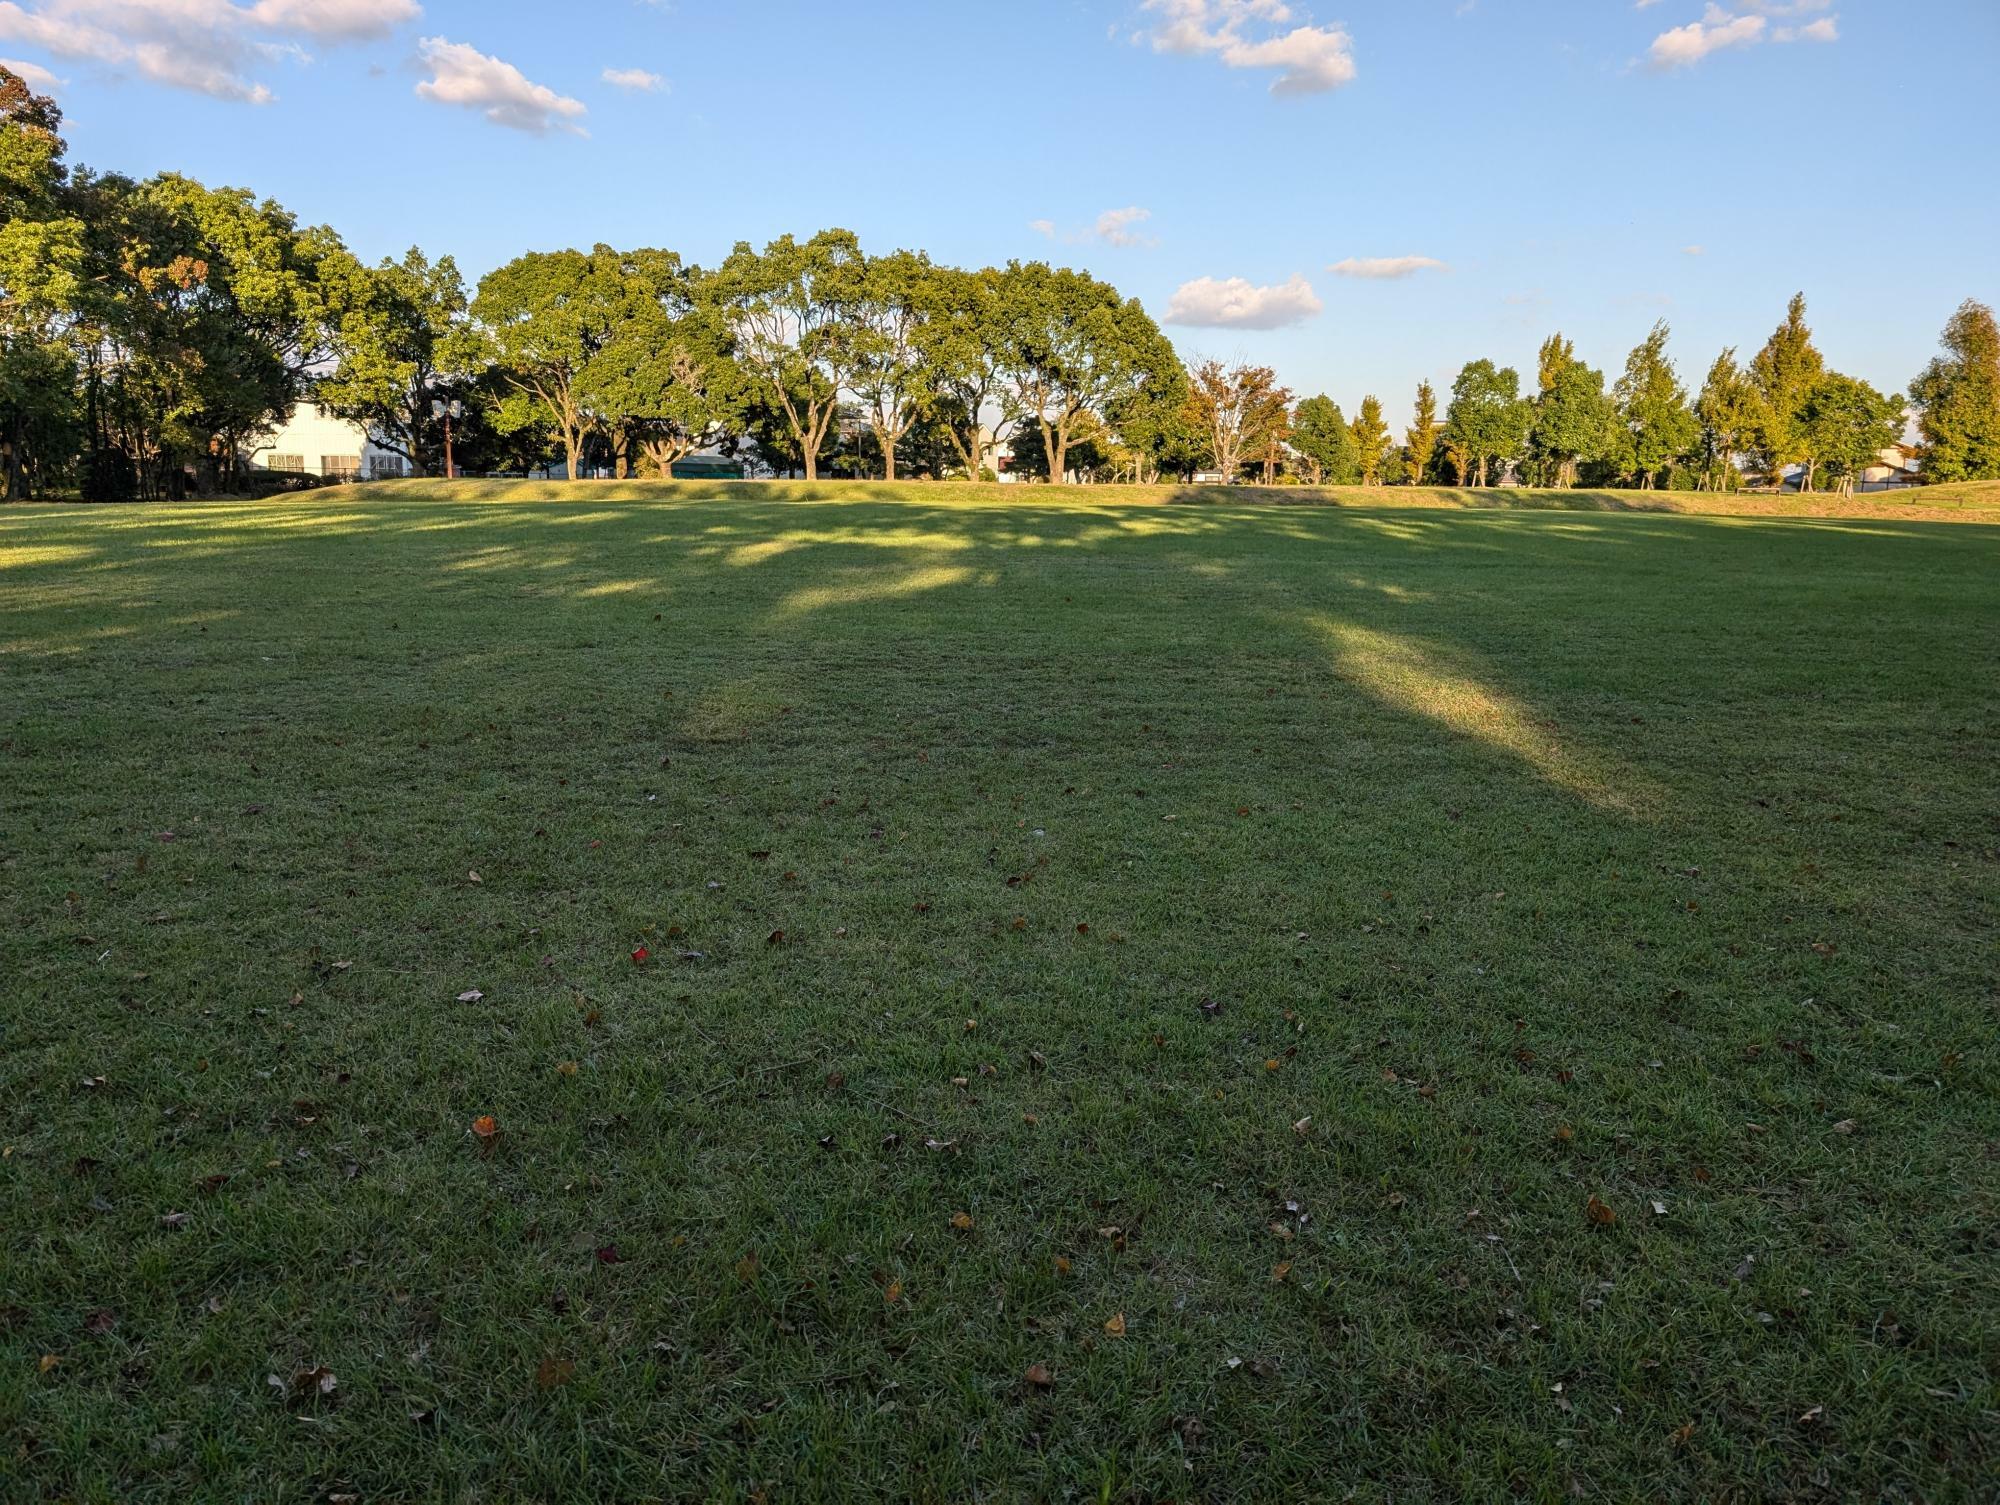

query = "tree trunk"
[[881, 429, 898, 482]]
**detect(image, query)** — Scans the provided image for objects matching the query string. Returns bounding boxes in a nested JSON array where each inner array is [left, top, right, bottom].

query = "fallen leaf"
[[1292, 1116, 1312, 1136], [883, 1280, 902, 1304], [1271, 1262, 1293, 1283], [535, 1357, 576, 1390], [1103, 1313, 1127, 1337], [470, 1115, 499, 1141], [1268, 1222, 1295, 1241], [1264, 1058, 1280, 1073], [456, 989, 484, 1004], [1670, 1421, 1696, 1447], [595, 1245, 624, 1265], [555, 1060, 579, 1077], [1585, 1196, 1616, 1226], [1024, 1363, 1053, 1389], [39, 1353, 61, 1372], [1831, 1119, 1859, 1135], [735, 1252, 760, 1283], [466, 871, 481, 884], [949, 1212, 974, 1231], [1053, 1256, 1071, 1274], [1798, 1404, 1824, 1424], [159, 1211, 191, 1230], [766, 929, 785, 946]]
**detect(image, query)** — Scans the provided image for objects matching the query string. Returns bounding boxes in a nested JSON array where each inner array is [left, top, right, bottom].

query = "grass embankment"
[[369, 473, 2000, 523], [2, 492, 1995, 1500]]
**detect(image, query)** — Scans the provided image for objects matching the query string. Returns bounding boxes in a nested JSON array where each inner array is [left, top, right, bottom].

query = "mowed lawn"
[[2, 485, 1996, 1503]]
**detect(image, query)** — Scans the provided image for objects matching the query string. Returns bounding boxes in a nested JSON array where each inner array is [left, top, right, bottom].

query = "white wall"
[[250, 404, 408, 479]]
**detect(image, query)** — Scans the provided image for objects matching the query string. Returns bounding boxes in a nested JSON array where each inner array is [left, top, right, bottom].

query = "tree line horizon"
[[5, 66, 1998, 503]]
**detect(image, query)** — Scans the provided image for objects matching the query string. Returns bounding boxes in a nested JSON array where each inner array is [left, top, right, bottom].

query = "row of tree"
[[4, 66, 1997, 501]]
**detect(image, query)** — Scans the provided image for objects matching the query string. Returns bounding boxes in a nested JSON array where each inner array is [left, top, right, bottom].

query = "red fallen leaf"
[[1585, 1195, 1617, 1226], [595, 1245, 624, 1265], [630, 946, 650, 964], [470, 1115, 499, 1141], [1074, 922, 1089, 935], [766, 929, 786, 946], [1024, 1363, 1054, 1388]]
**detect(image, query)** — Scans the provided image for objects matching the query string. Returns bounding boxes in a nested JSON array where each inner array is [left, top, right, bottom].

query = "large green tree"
[[580, 252, 741, 476], [0, 66, 84, 499], [1403, 381, 1440, 484], [471, 246, 633, 480], [1527, 334, 1618, 488], [1614, 321, 1699, 489], [1749, 292, 1825, 489], [1350, 395, 1392, 485], [1443, 360, 1528, 486], [994, 261, 1178, 483], [719, 229, 867, 483], [1909, 299, 2000, 483], [1693, 349, 1763, 492], [850, 249, 936, 481], [1801, 373, 1904, 498], [1291, 394, 1358, 485], [320, 247, 474, 477]]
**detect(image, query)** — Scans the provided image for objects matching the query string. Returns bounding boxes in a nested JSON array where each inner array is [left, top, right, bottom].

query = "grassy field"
[[2, 483, 1996, 1502]]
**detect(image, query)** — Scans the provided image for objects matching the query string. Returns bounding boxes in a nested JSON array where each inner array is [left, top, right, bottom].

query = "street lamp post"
[[431, 398, 463, 480]]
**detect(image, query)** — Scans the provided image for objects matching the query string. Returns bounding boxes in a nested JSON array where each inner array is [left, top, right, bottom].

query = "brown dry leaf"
[[1556, 1125, 1574, 1143], [1830, 1119, 1859, 1135], [470, 1115, 499, 1141], [883, 1280, 903, 1304], [1271, 1261, 1293, 1284], [1268, 1222, 1295, 1241], [38, 1353, 61, 1373], [1670, 1421, 1696, 1447], [466, 871, 482, 884], [949, 1212, 974, 1231], [1264, 1058, 1280, 1073], [963, 1018, 978, 1033], [535, 1357, 576, 1390], [1585, 1195, 1617, 1226], [1024, 1363, 1054, 1389], [555, 1061, 579, 1077], [766, 929, 786, 947], [1103, 1313, 1127, 1338], [1053, 1256, 1071, 1274], [1292, 1116, 1313, 1137]]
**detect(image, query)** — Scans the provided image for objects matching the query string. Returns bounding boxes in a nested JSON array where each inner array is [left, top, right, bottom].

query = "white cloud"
[[1095, 206, 1155, 247], [601, 64, 661, 91], [1142, 0, 1355, 96], [1647, 2, 1838, 70], [416, 35, 585, 134], [1164, 273, 1322, 330], [1, 52, 61, 87], [1026, 207, 1158, 248], [0, 0, 419, 102], [247, 0, 417, 40], [1330, 255, 1446, 280]]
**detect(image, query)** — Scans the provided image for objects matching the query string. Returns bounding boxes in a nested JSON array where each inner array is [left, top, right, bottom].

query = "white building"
[[249, 403, 410, 481]]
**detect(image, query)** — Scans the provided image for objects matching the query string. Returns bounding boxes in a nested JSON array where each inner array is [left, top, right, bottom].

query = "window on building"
[[267, 454, 303, 472], [323, 455, 360, 479], [371, 456, 405, 479]]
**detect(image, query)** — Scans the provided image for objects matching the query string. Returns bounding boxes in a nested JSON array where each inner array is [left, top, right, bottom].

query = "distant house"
[[249, 403, 409, 481], [1857, 443, 1922, 492]]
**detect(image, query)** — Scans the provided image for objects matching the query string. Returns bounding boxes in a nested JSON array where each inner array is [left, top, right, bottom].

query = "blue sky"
[[4, 0, 1994, 427]]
